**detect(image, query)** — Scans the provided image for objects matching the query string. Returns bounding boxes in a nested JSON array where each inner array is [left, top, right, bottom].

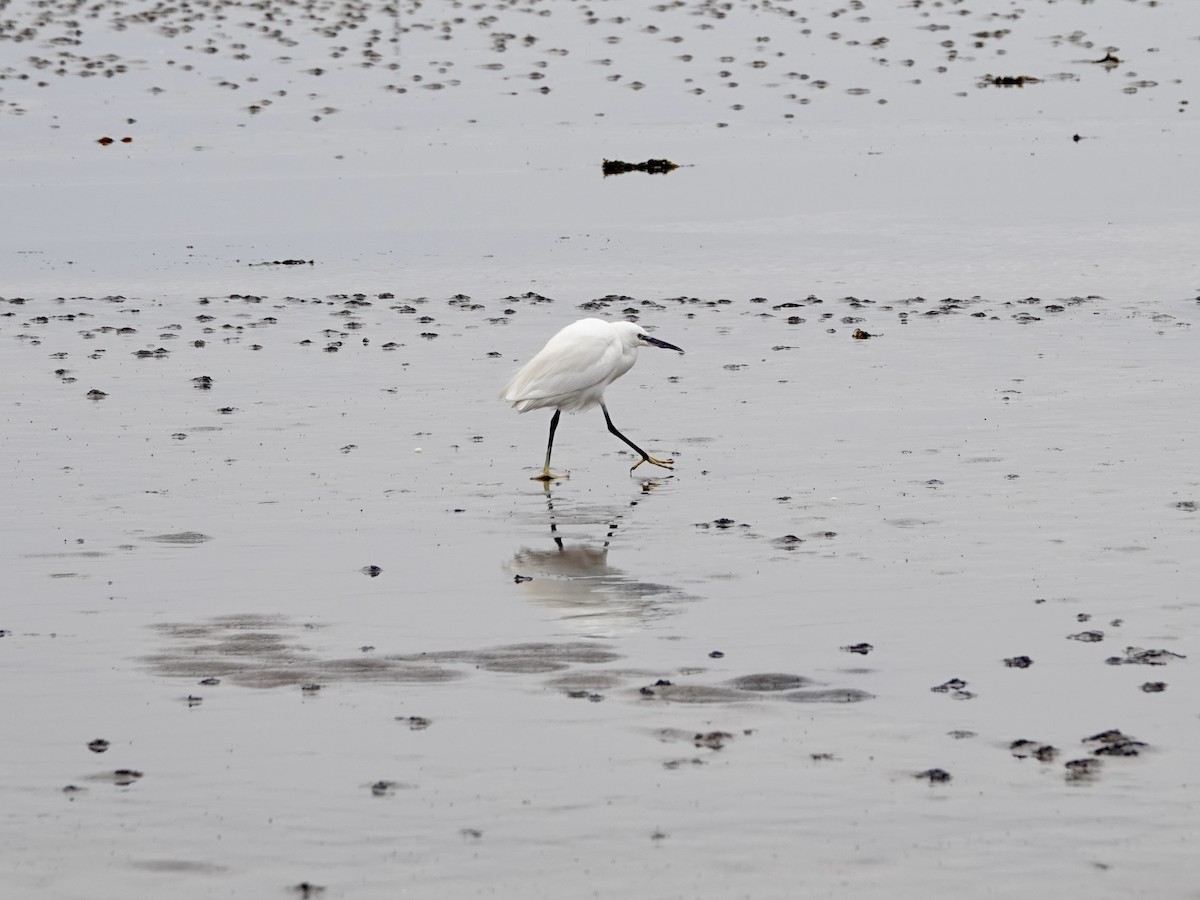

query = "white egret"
[[501, 317, 684, 480]]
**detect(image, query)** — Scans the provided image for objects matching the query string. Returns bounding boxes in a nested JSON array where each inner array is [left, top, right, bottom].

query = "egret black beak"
[[644, 335, 684, 354]]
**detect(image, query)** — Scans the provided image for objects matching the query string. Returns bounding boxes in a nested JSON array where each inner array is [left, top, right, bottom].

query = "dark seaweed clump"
[[602, 158, 679, 177]]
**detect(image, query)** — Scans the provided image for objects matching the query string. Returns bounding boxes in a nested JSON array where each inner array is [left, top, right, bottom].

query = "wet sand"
[[2, 0, 1199, 897]]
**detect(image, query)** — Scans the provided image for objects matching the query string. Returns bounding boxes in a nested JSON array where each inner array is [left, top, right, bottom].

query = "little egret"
[[501, 317, 684, 480]]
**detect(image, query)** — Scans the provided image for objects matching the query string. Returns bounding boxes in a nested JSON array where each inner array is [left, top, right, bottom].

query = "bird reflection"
[[506, 487, 684, 633]]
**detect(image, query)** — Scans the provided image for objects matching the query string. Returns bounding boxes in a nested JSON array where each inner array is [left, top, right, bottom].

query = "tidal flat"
[[2, 0, 1198, 897]]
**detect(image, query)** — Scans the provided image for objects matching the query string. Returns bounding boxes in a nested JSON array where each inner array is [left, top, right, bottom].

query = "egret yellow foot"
[[630, 455, 674, 473], [532, 469, 569, 482]]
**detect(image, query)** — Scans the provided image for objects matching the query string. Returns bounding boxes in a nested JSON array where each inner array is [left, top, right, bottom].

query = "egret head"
[[614, 321, 685, 355]]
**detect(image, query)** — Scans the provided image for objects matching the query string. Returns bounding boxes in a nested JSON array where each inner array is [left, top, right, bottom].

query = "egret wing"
[[503, 329, 623, 412]]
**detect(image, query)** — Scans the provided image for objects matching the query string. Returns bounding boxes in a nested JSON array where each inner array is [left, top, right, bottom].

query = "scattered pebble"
[[915, 768, 952, 784], [842, 642, 873, 655]]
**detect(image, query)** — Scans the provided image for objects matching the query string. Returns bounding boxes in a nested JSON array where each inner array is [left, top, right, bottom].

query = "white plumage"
[[501, 318, 684, 480], [503, 318, 644, 413]]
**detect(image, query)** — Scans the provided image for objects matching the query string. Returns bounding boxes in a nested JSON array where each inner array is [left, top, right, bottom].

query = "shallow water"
[[2, 0, 1199, 897]]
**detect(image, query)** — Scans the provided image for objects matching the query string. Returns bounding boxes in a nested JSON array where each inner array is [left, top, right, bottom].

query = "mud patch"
[[145, 618, 625, 687], [144, 532, 213, 545], [129, 860, 228, 874], [639, 672, 871, 705], [145, 616, 464, 687]]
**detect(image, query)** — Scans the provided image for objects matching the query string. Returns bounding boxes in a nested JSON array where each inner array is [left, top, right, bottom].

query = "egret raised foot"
[[501, 318, 684, 479], [630, 454, 673, 473]]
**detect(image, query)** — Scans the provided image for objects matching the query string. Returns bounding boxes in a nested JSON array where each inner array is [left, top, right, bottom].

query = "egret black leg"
[[533, 409, 565, 481], [600, 401, 674, 473]]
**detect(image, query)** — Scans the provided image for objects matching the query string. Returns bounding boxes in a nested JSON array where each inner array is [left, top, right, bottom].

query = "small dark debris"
[[361, 565, 382, 577], [1092, 739, 1147, 758], [639, 678, 673, 696], [1141, 682, 1167, 693], [842, 643, 873, 655], [514, 574, 532, 584], [1105, 647, 1185, 666], [1010, 739, 1058, 761], [931, 678, 967, 693], [916, 768, 952, 784], [708, 650, 725, 659], [982, 74, 1040, 87], [694, 731, 733, 750], [1003, 655, 1033, 668], [1067, 630, 1104, 643], [1084, 729, 1147, 757], [87, 739, 110, 753], [852, 328, 873, 340], [771, 534, 804, 549]]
